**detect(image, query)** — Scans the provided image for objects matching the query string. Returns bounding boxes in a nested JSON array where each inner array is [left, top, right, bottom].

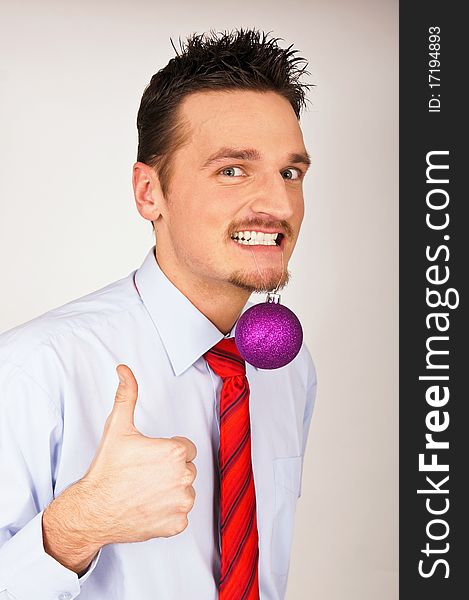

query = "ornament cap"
[[266, 292, 281, 304]]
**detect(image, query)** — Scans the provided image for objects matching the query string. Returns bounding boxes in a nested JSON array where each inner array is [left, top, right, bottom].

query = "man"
[[0, 29, 316, 600]]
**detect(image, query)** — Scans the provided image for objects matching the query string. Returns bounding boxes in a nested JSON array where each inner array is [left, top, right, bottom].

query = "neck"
[[153, 247, 251, 335]]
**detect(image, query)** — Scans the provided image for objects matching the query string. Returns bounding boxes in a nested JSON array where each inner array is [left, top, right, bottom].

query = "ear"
[[132, 162, 164, 224]]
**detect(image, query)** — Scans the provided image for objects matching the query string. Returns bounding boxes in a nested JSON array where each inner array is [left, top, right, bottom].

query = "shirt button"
[[58, 593, 72, 600]]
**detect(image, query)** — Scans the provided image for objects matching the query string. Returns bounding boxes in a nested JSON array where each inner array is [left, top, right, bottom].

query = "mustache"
[[229, 218, 293, 239]]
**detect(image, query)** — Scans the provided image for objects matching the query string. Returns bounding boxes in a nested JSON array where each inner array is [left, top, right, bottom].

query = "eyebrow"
[[201, 147, 312, 169]]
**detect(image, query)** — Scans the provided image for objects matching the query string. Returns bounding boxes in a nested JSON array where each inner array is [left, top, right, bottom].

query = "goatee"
[[228, 268, 291, 293]]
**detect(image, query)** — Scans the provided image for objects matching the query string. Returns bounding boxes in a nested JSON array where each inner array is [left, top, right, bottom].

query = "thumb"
[[109, 364, 139, 431]]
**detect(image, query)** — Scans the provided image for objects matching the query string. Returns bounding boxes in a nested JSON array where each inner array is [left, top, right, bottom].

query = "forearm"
[[42, 479, 105, 575]]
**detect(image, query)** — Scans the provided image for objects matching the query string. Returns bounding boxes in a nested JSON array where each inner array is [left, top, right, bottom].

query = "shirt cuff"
[[0, 510, 101, 600]]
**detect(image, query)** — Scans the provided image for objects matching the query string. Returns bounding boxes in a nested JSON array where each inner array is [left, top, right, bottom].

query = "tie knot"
[[203, 338, 246, 379]]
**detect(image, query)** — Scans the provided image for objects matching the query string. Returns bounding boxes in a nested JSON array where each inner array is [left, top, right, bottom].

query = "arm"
[[0, 362, 101, 600], [302, 365, 317, 457], [299, 345, 318, 496], [1, 360, 198, 598]]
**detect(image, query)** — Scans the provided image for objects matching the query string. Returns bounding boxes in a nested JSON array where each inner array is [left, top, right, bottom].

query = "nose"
[[247, 173, 298, 222]]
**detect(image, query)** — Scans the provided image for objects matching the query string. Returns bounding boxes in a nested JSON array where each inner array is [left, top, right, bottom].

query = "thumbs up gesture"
[[42, 364, 197, 574], [81, 364, 198, 543]]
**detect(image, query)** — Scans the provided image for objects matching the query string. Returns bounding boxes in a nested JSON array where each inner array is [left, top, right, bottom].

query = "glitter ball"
[[235, 302, 303, 369]]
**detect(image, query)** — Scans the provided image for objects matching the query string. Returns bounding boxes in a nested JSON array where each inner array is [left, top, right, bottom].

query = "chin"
[[228, 269, 291, 293]]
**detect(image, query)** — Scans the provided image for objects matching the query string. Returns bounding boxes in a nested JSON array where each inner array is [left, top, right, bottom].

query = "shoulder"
[[0, 272, 140, 368], [296, 341, 317, 391], [276, 340, 317, 393]]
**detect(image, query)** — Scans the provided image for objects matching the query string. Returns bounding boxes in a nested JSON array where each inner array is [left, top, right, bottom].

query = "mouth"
[[230, 230, 285, 249]]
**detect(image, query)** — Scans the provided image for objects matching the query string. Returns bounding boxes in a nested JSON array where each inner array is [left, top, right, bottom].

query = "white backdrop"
[[0, 0, 398, 598]]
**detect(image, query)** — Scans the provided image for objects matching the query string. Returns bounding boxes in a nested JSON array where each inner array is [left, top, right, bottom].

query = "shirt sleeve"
[[299, 345, 318, 497], [0, 361, 100, 600]]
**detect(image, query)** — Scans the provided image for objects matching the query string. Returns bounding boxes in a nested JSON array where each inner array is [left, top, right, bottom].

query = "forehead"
[[178, 90, 306, 157]]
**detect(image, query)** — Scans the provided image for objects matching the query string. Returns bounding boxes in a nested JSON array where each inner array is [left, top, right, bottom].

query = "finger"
[[187, 485, 196, 503], [171, 436, 197, 462], [186, 461, 197, 482], [109, 364, 139, 430]]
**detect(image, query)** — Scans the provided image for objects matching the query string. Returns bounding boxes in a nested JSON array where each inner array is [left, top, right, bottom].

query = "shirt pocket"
[[271, 455, 302, 576]]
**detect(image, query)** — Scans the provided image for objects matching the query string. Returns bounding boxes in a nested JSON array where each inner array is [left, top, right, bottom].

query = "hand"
[[81, 364, 197, 544]]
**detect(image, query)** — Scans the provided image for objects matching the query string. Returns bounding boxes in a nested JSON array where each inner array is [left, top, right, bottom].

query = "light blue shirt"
[[0, 247, 316, 600]]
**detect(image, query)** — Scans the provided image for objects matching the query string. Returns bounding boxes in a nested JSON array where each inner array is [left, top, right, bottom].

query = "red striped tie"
[[204, 338, 260, 600]]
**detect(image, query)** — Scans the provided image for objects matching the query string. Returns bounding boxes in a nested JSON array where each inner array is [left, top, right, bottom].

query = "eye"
[[282, 168, 301, 180], [220, 166, 244, 177]]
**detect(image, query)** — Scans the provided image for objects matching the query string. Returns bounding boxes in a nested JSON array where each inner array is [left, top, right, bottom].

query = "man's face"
[[157, 90, 310, 293]]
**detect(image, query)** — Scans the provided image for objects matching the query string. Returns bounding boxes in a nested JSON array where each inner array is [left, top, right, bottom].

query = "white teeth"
[[231, 230, 281, 246]]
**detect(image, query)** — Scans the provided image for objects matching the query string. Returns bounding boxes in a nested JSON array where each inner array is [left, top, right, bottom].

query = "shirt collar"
[[134, 247, 256, 376]]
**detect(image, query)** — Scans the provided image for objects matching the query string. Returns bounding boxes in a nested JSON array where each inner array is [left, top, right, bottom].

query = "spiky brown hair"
[[137, 29, 311, 196]]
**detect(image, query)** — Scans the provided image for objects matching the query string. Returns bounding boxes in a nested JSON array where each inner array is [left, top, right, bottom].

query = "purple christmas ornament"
[[235, 293, 303, 369]]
